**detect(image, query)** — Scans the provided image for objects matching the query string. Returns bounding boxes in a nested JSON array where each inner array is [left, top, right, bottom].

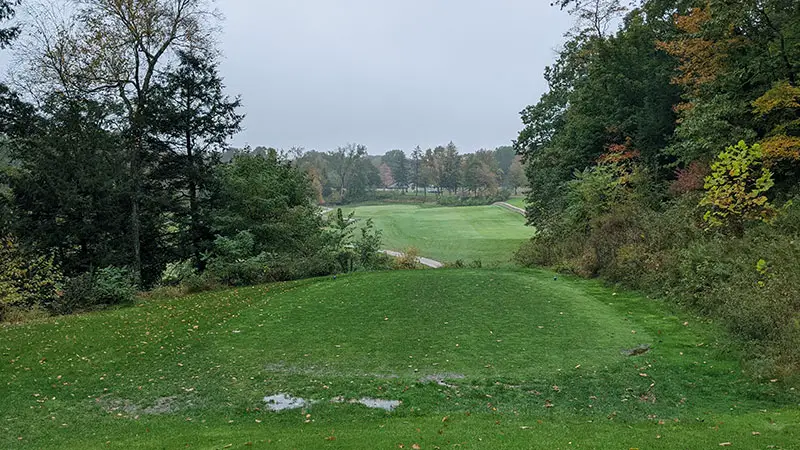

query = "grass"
[[505, 197, 526, 209], [2, 269, 799, 449], [342, 204, 533, 264]]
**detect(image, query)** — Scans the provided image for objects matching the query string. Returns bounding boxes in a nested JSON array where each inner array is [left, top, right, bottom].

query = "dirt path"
[[493, 202, 525, 216], [379, 250, 444, 269]]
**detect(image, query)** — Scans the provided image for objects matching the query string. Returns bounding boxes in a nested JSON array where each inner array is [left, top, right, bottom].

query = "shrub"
[[92, 267, 136, 306], [0, 236, 63, 319], [700, 141, 776, 233], [395, 247, 420, 270], [53, 266, 135, 314], [160, 260, 197, 286], [205, 232, 270, 286]]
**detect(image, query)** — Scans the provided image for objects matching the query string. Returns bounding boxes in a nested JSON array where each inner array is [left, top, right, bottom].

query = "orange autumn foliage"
[[656, 5, 738, 95]]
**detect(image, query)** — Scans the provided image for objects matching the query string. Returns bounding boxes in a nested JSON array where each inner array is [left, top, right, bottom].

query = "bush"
[[92, 267, 136, 306], [54, 266, 135, 314], [436, 191, 511, 207], [395, 247, 420, 270], [0, 236, 63, 320], [160, 260, 197, 286], [205, 232, 270, 286]]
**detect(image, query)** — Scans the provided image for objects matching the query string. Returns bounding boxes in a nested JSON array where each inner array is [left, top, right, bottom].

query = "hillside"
[[2, 269, 798, 449]]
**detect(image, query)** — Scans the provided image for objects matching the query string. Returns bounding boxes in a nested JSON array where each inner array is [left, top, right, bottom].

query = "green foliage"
[[0, 236, 63, 316], [204, 231, 270, 287], [55, 266, 135, 315], [160, 259, 198, 286], [700, 141, 776, 232]]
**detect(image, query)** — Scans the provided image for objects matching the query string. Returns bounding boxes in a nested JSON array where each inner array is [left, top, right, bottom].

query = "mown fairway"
[[343, 204, 532, 263], [2, 269, 799, 449]]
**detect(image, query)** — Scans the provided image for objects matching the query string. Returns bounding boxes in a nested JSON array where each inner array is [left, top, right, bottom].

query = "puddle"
[[357, 398, 401, 411], [330, 396, 401, 411], [419, 373, 466, 388], [263, 393, 309, 411]]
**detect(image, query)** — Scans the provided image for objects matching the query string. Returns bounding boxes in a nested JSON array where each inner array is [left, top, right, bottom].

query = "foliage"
[[700, 141, 776, 232], [204, 231, 270, 287], [0, 236, 63, 316], [150, 50, 243, 269], [54, 266, 135, 315]]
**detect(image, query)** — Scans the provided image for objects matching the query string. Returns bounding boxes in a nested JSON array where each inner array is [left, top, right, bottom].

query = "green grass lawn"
[[505, 197, 527, 209], [342, 204, 533, 264], [2, 269, 799, 449]]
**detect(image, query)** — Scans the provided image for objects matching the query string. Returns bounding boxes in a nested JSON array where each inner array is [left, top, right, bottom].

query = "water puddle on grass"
[[263, 393, 309, 411], [355, 398, 401, 411], [331, 396, 401, 411]]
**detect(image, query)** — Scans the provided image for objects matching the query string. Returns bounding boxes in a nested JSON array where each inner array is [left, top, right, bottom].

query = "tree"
[[509, 157, 527, 194], [150, 50, 243, 269], [410, 146, 423, 194], [379, 163, 395, 188], [384, 149, 408, 192], [24, 0, 218, 283], [557, 0, 628, 39], [329, 143, 368, 200], [213, 151, 322, 257], [11, 97, 133, 276], [0, 0, 20, 48]]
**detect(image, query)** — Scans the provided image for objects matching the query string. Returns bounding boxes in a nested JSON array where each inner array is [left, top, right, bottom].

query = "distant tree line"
[[293, 143, 527, 204]]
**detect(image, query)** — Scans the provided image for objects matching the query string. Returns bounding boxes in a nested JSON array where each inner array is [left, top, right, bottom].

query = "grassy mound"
[[2, 269, 798, 448]]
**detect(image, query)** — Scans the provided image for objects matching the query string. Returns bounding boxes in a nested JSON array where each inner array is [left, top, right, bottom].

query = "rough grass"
[[505, 197, 527, 209], [342, 204, 532, 264], [2, 269, 798, 449]]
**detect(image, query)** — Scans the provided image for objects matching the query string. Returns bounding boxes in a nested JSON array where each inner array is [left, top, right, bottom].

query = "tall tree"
[[328, 143, 368, 200], [383, 149, 408, 192], [150, 50, 243, 269], [410, 146, 423, 194], [24, 0, 217, 283]]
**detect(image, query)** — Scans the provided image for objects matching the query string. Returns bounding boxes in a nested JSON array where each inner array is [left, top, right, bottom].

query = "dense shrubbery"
[[436, 190, 511, 207], [0, 236, 63, 319], [54, 267, 136, 314]]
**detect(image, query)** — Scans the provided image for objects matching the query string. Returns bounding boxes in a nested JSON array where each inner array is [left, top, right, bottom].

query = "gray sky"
[[217, 1, 571, 154]]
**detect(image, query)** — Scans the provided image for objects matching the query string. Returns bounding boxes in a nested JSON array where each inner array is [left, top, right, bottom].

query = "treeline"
[[292, 143, 527, 204], [0, 1, 389, 320], [515, 0, 800, 373]]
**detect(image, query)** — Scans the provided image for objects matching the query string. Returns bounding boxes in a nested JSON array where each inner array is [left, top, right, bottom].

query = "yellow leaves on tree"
[[753, 81, 800, 116], [700, 141, 776, 233], [758, 135, 800, 162], [752, 81, 800, 163]]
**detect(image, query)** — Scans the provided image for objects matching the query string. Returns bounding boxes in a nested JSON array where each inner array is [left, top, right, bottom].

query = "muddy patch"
[[419, 373, 466, 388], [264, 362, 398, 379], [99, 396, 183, 416], [263, 393, 310, 412], [621, 344, 651, 356], [331, 396, 401, 411]]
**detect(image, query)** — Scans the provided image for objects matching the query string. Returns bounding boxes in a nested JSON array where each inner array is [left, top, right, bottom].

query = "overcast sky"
[[216, 1, 572, 154]]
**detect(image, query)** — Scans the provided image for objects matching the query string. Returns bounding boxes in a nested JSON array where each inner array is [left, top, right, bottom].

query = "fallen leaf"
[[719, 443, 732, 447], [412, 445, 421, 450]]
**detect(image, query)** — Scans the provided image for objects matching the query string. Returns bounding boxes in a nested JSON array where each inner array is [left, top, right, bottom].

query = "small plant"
[[396, 247, 420, 270]]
